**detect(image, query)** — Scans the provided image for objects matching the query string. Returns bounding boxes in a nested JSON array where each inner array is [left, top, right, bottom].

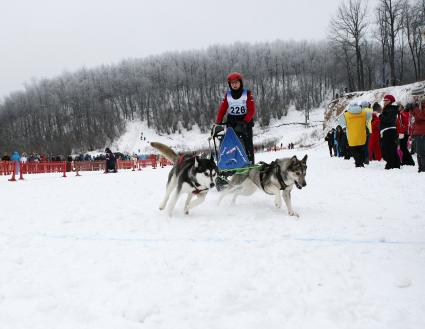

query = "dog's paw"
[[274, 200, 282, 208], [288, 210, 299, 218], [159, 201, 167, 210], [184, 208, 189, 215]]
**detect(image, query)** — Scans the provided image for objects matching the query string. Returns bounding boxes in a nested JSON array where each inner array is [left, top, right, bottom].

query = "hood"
[[347, 104, 362, 114]]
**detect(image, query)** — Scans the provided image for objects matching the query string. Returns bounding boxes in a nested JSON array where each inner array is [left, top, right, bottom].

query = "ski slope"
[[1, 142, 424, 329]]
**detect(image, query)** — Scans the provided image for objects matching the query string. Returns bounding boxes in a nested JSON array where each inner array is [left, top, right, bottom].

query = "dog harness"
[[259, 161, 288, 193], [176, 154, 210, 195]]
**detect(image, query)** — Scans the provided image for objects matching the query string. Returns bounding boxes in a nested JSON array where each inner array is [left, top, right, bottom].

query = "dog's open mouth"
[[295, 181, 302, 189]]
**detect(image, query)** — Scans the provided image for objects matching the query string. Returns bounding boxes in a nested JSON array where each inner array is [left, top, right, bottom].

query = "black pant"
[[327, 143, 334, 157], [242, 126, 254, 163], [415, 136, 425, 172], [350, 145, 365, 167], [228, 122, 254, 164], [399, 134, 415, 165], [381, 129, 400, 169], [363, 133, 370, 164]]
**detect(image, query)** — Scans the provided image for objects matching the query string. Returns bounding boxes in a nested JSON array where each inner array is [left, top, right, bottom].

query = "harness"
[[176, 154, 210, 195], [259, 161, 288, 192]]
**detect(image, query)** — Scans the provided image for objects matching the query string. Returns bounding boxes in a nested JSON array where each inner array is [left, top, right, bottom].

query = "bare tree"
[[376, 0, 405, 85], [402, 0, 425, 80], [330, 0, 368, 90]]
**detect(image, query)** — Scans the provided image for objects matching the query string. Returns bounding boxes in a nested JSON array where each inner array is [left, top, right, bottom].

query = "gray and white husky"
[[218, 155, 307, 217], [151, 142, 218, 216]]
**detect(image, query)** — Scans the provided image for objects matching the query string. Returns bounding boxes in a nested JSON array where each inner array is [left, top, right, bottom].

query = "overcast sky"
[[0, 0, 373, 100]]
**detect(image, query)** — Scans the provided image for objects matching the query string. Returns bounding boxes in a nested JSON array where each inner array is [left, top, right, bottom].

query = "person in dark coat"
[[340, 127, 351, 159], [335, 125, 344, 157], [1, 152, 10, 161], [379, 94, 400, 169], [325, 129, 335, 157], [105, 148, 117, 173]]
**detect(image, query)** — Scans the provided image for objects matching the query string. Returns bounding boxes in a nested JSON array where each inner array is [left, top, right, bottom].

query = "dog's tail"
[[150, 142, 178, 163]]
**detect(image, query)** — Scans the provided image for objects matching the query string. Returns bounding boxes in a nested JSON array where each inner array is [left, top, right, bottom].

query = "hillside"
[[107, 106, 325, 156], [324, 80, 425, 129]]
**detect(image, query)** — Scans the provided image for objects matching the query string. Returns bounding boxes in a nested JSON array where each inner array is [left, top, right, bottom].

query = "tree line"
[[0, 0, 424, 155]]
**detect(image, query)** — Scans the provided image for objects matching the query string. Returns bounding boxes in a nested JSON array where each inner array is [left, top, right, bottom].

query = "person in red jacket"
[[411, 95, 425, 172], [369, 112, 382, 161], [215, 72, 256, 163], [397, 104, 415, 166]]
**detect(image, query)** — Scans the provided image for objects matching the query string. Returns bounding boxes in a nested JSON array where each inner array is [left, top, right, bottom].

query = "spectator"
[[339, 103, 371, 167], [368, 113, 382, 161], [105, 148, 117, 173], [335, 125, 344, 157], [411, 94, 425, 172], [341, 127, 351, 159], [20, 152, 28, 163], [10, 151, 20, 174], [325, 128, 335, 157], [360, 101, 373, 165], [397, 104, 415, 166], [1, 152, 10, 161], [372, 102, 382, 113], [380, 94, 400, 170]]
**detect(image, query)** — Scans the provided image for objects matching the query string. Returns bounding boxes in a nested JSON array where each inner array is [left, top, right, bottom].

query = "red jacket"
[[411, 103, 425, 136], [215, 90, 255, 124], [370, 113, 381, 140], [396, 111, 409, 134]]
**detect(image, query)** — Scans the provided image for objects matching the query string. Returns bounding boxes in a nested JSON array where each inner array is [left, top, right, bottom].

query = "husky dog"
[[218, 155, 307, 217], [151, 142, 218, 216]]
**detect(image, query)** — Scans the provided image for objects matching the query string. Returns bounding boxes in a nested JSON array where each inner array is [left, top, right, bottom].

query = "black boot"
[[418, 154, 425, 172]]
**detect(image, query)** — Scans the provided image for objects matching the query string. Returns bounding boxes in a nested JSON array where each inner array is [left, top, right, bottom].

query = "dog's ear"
[[194, 156, 199, 167], [290, 155, 298, 163], [301, 154, 308, 163]]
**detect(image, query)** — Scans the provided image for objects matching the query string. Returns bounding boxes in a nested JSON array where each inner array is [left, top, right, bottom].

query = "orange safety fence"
[[1, 155, 174, 182], [21, 162, 67, 178], [159, 157, 173, 167], [117, 160, 136, 170], [73, 161, 106, 172], [0, 161, 18, 181]]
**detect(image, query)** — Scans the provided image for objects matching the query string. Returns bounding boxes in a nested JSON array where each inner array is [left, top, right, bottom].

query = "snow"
[[1, 107, 425, 328]]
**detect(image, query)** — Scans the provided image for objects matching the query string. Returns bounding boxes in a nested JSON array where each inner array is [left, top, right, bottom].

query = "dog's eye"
[[204, 172, 209, 176], [296, 171, 300, 175]]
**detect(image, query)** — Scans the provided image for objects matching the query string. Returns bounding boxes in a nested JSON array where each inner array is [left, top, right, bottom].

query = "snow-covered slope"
[[109, 106, 324, 155]]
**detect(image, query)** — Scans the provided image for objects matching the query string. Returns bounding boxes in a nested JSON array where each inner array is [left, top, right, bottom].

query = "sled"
[[208, 124, 258, 190]]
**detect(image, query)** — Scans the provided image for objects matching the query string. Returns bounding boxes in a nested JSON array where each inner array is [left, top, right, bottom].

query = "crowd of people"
[[0, 151, 148, 164], [326, 90, 425, 172]]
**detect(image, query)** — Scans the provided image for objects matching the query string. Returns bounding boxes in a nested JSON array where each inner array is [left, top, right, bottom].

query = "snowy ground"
[[1, 140, 425, 329]]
